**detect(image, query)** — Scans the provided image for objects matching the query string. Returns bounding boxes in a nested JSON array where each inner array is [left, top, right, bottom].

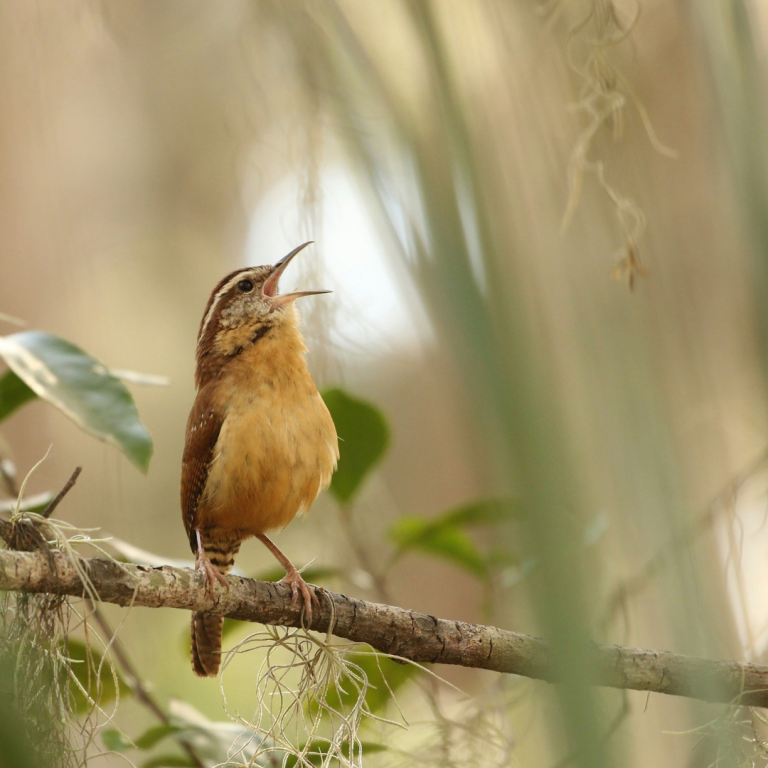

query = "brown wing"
[[180, 384, 223, 551]]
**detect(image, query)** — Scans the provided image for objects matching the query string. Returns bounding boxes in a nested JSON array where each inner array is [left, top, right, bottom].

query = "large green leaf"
[[322, 388, 389, 503], [0, 331, 153, 471], [0, 370, 36, 422]]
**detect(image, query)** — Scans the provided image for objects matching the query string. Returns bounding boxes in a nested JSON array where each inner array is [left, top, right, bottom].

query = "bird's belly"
[[201, 387, 336, 535]]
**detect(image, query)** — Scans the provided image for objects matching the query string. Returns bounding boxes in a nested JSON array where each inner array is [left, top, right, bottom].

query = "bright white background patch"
[[246, 167, 428, 356]]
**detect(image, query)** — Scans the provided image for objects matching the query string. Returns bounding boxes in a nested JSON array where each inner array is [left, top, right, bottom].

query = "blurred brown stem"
[[338, 502, 393, 603], [83, 599, 207, 768]]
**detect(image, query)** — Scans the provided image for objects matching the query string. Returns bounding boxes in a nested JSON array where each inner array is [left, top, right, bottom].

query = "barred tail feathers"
[[191, 611, 224, 677], [190, 538, 240, 678]]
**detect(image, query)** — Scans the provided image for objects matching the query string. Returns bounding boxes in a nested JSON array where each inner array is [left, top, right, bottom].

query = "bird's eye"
[[237, 279, 254, 293]]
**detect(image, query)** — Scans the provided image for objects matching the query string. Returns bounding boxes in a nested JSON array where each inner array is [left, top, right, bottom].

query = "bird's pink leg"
[[195, 529, 229, 600], [257, 533, 319, 624]]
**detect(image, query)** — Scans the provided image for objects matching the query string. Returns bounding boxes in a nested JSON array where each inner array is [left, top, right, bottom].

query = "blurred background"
[[2, 0, 768, 766]]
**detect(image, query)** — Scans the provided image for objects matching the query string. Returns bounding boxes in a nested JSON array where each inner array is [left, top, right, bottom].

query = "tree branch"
[[0, 548, 765, 707]]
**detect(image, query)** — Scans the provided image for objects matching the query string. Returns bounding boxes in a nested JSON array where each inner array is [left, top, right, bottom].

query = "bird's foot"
[[196, 549, 229, 602], [280, 567, 320, 625]]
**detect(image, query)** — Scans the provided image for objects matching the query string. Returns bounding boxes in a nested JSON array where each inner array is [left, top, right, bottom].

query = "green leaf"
[[102, 729, 133, 753], [109, 369, 170, 387], [389, 516, 487, 576], [285, 750, 323, 768], [0, 331, 153, 471], [320, 646, 419, 715], [141, 756, 196, 768], [135, 725, 182, 751], [0, 370, 36, 422], [388, 498, 517, 578], [348, 742, 387, 756], [440, 497, 518, 526], [285, 741, 387, 767], [322, 388, 389, 503], [0, 365, 166, 425], [65, 638, 130, 714]]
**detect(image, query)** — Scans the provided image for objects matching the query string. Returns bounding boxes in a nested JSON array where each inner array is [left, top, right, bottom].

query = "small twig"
[[84, 598, 207, 768], [42, 467, 82, 519], [0, 466, 84, 555]]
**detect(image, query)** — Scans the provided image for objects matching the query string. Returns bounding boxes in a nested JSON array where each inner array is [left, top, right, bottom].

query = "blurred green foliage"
[[285, 740, 387, 767], [0, 321, 155, 762], [390, 515, 487, 576], [101, 729, 133, 752], [320, 646, 418, 715], [389, 498, 516, 578], [140, 757, 196, 768], [0, 657, 38, 767], [102, 724, 184, 757], [65, 639, 129, 715], [322, 388, 389, 503]]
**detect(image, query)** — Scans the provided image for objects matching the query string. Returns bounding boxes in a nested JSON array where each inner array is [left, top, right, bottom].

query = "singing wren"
[[181, 242, 339, 677]]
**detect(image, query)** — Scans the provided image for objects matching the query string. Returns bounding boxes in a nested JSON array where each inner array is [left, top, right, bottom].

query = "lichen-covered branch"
[[0, 548, 765, 707]]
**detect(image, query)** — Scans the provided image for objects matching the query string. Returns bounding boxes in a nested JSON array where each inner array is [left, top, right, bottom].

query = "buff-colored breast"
[[199, 326, 338, 535]]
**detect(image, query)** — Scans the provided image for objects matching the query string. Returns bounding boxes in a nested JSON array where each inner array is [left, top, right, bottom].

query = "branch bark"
[[0, 548, 765, 707]]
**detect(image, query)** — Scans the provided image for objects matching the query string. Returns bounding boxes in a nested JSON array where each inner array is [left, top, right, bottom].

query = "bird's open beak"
[[262, 241, 331, 308]]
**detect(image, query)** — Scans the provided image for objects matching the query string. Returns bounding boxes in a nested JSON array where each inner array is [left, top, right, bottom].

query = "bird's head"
[[196, 241, 329, 365]]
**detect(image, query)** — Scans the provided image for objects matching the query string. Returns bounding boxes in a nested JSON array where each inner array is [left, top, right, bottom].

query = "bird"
[[180, 241, 339, 677]]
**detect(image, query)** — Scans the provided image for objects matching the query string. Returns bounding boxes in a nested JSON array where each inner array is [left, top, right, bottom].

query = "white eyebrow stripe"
[[198, 269, 256, 343]]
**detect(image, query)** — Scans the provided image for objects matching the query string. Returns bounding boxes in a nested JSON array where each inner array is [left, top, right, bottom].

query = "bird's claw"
[[197, 551, 229, 602], [280, 568, 320, 625]]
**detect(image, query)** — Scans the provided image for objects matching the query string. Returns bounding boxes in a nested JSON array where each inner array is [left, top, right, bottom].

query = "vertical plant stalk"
[[84, 599, 207, 768], [337, 502, 393, 604], [307, 3, 617, 765]]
